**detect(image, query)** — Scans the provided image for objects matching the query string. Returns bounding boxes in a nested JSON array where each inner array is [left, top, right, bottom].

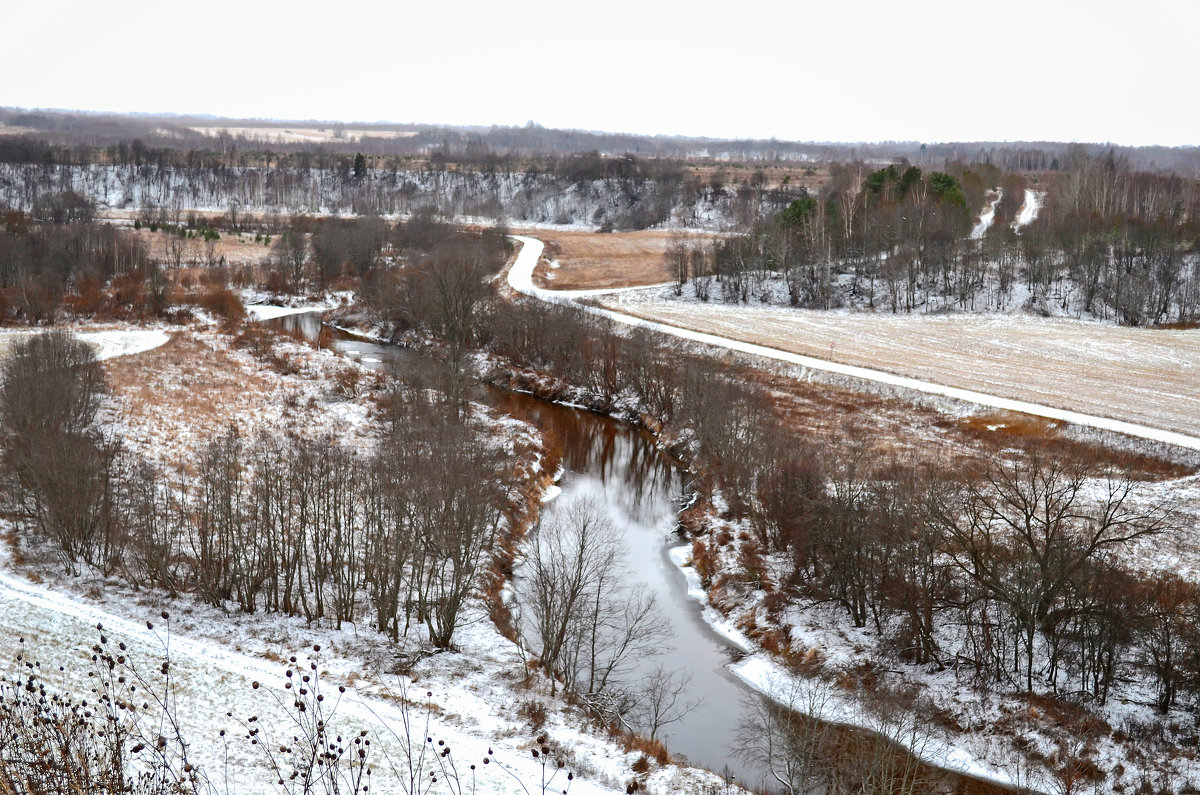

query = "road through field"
[[508, 235, 1200, 452]]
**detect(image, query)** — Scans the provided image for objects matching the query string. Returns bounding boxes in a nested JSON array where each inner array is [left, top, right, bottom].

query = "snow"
[[1013, 189, 1043, 230], [243, 304, 317, 321], [506, 235, 672, 301], [970, 189, 1002, 239], [0, 328, 171, 361], [508, 236, 1200, 453], [79, 329, 171, 360]]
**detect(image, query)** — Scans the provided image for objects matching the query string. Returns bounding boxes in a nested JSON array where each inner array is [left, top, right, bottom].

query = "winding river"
[[273, 312, 768, 784], [269, 310, 1022, 794]]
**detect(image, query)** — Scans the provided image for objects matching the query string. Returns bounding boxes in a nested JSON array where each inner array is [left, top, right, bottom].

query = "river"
[[271, 310, 1018, 795]]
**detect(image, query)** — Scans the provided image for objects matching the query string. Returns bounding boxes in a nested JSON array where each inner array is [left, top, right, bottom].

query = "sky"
[[4, 0, 1195, 147]]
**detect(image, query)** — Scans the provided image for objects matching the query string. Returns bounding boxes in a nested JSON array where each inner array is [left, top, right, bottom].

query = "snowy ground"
[[0, 315, 736, 795], [99, 325, 380, 471], [1013, 189, 1043, 230], [0, 558, 729, 795], [243, 304, 319, 321]]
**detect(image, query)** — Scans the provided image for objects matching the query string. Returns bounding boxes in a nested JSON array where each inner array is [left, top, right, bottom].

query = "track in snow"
[[970, 189, 1003, 239], [1013, 189, 1043, 230]]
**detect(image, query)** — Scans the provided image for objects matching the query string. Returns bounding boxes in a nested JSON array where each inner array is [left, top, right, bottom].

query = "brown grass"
[[101, 330, 300, 470], [740, 363, 1191, 481], [127, 227, 275, 268], [612, 730, 670, 766], [530, 229, 716, 290], [686, 162, 832, 193]]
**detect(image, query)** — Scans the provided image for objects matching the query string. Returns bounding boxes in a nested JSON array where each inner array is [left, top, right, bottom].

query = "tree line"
[[0, 151, 797, 230], [667, 149, 1200, 324], [0, 207, 511, 327], [0, 329, 509, 651]]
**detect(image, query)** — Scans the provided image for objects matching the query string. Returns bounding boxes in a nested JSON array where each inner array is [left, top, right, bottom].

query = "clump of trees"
[[0, 207, 168, 323], [666, 149, 1199, 324], [668, 164, 979, 310], [0, 330, 116, 574], [1024, 147, 1200, 325], [0, 331, 509, 652]]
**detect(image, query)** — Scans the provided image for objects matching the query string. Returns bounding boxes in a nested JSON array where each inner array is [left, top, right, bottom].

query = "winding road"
[[507, 234, 1200, 453]]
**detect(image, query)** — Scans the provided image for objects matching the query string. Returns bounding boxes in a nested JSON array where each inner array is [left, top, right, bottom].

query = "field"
[[128, 226, 277, 268], [532, 229, 712, 290], [595, 290, 1200, 441]]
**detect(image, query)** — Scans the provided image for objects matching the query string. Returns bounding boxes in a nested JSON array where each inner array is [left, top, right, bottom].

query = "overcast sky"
[[4, 0, 1194, 147]]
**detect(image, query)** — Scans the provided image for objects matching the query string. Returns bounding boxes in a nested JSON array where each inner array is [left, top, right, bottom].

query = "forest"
[[668, 152, 1200, 325]]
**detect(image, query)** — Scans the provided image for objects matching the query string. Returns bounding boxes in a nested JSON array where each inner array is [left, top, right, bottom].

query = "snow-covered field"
[[593, 296, 1200, 446], [509, 235, 1200, 452]]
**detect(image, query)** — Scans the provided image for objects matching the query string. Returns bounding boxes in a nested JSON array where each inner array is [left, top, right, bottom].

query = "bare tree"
[[934, 446, 1170, 692], [0, 330, 117, 572], [734, 678, 834, 795], [664, 233, 689, 296], [272, 220, 309, 291], [628, 664, 700, 742], [519, 497, 666, 700]]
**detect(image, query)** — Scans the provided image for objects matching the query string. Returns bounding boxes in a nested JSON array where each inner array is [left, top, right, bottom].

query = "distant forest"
[[3, 106, 1200, 175]]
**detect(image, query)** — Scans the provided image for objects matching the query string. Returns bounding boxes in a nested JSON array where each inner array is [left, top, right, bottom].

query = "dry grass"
[[686, 162, 831, 193], [102, 331, 281, 465], [128, 227, 275, 269], [531, 229, 715, 290], [742, 364, 1192, 481], [100, 326, 375, 474]]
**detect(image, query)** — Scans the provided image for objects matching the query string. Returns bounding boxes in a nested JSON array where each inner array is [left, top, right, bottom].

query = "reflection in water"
[[493, 391, 773, 791], [265, 311, 413, 371], [266, 310, 324, 342]]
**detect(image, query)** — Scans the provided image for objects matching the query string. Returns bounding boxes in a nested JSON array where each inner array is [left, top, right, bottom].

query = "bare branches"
[[518, 497, 668, 701]]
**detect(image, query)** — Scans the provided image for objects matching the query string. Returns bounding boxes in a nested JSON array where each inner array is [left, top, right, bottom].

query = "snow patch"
[[79, 329, 170, 360], [1013, 189, 1043, 230], [970, 189, 1002, 239]]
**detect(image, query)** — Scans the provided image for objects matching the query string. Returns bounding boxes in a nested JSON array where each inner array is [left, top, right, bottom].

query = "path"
[[507, 235, 1200, 452]]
